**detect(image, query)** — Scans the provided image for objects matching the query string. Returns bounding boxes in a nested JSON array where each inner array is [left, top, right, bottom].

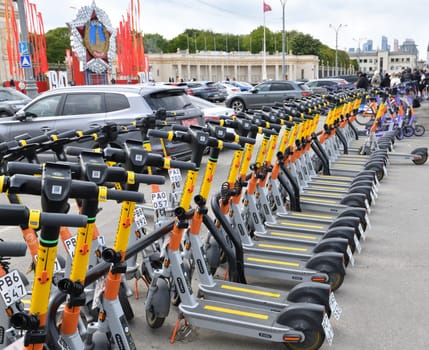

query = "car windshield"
[[0, 89, 29, 102], [145, 90, 193, 110]]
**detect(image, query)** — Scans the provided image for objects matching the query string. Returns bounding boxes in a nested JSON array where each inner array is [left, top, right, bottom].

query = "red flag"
[[263, 2, 272, 12]]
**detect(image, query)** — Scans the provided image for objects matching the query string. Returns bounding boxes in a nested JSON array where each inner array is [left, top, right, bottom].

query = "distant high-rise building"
[[400, 38, 418, 56], [381, 36, 388, 51], [393, 39, 399, 51], [363, 40, 373, 52]]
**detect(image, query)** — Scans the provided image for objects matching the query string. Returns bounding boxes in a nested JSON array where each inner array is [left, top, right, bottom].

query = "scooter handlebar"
[[0, 204, 87, 228], [106, 188, 144, 203], [0, 240, 27, 257]]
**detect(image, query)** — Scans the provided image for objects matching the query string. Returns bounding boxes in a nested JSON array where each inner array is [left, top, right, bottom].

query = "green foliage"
[[45, 27, 71, 64], [143, 33, 168, 53], [45, 26, 355, 68]]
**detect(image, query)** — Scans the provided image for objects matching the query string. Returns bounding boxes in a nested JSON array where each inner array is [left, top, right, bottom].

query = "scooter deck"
[[265, 218, 332, 234], [243, 252, 328, 283], [199, 279, 289, 311], [244, 239, 323, 259]]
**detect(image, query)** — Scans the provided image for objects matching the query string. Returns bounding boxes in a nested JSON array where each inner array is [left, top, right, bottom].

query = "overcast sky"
[[32, 0, 427, 60]]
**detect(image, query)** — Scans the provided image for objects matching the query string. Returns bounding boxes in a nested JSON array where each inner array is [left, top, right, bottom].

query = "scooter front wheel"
[[284, 318, 325, 350], [146, 304, 166, 329]]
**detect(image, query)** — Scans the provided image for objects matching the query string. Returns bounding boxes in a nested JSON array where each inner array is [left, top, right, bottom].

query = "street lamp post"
[[280, 0, 287, 79], [329, 23, 347, 76]]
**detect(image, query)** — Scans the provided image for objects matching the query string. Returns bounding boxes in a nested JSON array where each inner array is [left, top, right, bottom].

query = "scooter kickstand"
[[170, 312, 192, 344]]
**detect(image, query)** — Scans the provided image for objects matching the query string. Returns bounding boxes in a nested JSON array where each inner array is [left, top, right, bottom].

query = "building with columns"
[[147, 50, 321, 84]]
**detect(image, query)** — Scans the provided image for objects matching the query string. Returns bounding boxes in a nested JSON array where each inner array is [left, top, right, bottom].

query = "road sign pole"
[[14, 0, 38, 98]]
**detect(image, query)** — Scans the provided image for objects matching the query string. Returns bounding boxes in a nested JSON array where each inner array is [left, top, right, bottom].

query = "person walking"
[[356, 72, 370, 90], [371, 70, 381, 88]]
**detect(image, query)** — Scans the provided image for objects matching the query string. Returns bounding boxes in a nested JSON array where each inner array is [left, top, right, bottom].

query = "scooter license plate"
[[134, 205, 148, 230], [0, 270, 27, 307], [322, 313, 334, 346], [329, 292, 342, 320], [358, 224, 366, 241], [168, 168, 182, 183], [346, 245, 355, 267], [354, 235, 362, 254]]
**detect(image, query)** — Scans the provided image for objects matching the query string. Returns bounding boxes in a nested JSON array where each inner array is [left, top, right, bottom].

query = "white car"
[[218, 82, 241, 97], [188, 95, 235, 123]]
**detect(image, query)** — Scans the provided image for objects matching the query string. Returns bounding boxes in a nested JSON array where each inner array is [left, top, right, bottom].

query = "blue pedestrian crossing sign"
[[18, 42, 29, 55], [20, 55, 32, 68]]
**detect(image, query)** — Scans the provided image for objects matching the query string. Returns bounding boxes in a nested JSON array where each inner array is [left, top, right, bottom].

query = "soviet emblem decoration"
[[68, 1, 116, 74]]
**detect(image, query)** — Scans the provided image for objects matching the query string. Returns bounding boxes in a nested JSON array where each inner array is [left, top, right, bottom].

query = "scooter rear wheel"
[[414, 124, 425, 136], [412, 149, 428, 165], [284, 318, 325, 350]]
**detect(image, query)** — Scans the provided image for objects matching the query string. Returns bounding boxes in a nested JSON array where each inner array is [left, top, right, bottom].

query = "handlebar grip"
[[65, 146, 94, 156], [0, 204, 29, 226], [168, 159, 197, 171], [259, 127, 277, 135], [170, 124, 189, 132], [237, 135, 256, 145], [106, 189, 145, 203], [221, 141, 242, 150], [25, 133, 52, 145], [6, 162, 42, 175], [133, 173, 165, 185], [39, 212, 88, 228], [0, 241, 27, 257], [147, 129, 171, 139]]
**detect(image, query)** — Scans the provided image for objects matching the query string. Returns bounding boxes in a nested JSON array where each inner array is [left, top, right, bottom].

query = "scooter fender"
[[313, 237, 348, 255], [347, 185, 373, 205], [145, 277, 171, 318], [328, 216, 361, 230], [286, 282, 331, 315], [324, 227, 356, 251], [276, 302, 325, 329], [313, 237, 351, 267], [336, 207, 367, 224], [339, 193, 367, 208], [305, 252, 346, 276]]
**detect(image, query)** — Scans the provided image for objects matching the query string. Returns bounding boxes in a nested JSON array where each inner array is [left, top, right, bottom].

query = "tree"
[[289, 32, 322, 56], [45, 27, 71, 64], [144, 33, 168, 53]]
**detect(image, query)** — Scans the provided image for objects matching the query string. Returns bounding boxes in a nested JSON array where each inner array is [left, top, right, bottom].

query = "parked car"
[[225, 80, 310, 112], [296, 81, 327, 95], [1, 84, 204, 160], [185, 81, 225, 102], [305, 78, 349, 92], [222, 80, 253, 91], [0, 87, 31, 117], [188, 95, 235, 123]]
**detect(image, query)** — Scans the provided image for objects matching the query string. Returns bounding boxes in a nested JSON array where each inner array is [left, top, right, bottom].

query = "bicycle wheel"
[[414, 124, 425, 136], [403, 126, 414, 137], [354, 113, 374, 126]]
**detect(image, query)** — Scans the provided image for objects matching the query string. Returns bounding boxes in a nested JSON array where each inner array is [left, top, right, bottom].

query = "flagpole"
[[262, 0, 267, 81]]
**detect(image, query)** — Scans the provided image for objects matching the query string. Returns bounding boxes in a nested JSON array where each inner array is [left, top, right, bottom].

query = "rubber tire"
[[395, 128, 404, 140], [290, 295, 331, 318], [284, 318, 325, 350], [145, 303, 166, 329], [403, 126, 414, 137], [230, 98, 245, 112], [414, 124, 425, 136], [412, 150, 428, 165], [119, 283, 134, 321], [326, 271, 345, 291]]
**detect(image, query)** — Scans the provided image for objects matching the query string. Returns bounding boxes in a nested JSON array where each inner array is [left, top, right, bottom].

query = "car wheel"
[[230, 99, 245, 112]]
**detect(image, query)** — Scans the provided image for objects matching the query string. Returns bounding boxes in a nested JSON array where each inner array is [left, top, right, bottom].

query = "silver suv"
[[0, 84, 204, 159], [225, 80, 310, 112]]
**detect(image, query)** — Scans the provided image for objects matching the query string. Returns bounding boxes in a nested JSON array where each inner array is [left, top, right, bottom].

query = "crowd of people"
[[355, 68, 429, 98]]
